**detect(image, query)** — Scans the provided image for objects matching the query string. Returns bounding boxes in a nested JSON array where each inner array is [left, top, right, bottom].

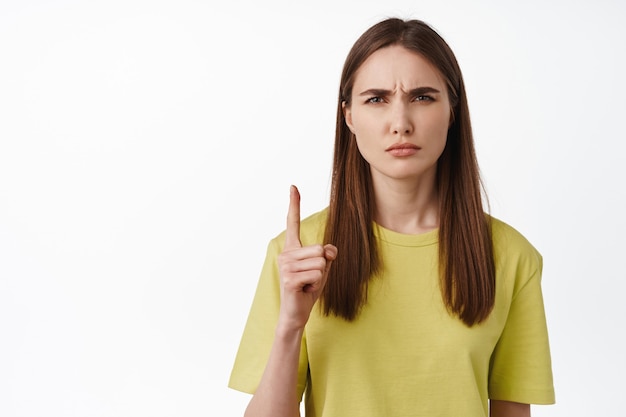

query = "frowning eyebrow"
[[358, 86, 441, 97]]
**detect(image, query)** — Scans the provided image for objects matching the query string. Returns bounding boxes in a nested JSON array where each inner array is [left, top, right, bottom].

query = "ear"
[[342, 101, 355, 133]]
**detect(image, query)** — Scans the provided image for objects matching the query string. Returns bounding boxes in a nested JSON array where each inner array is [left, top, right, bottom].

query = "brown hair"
[[323, 18, 495, 326]]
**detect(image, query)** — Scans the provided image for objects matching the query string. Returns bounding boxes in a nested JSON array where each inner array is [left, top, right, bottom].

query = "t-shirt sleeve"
[[488, 253, 556, 404], [228, 237, 309, 398]]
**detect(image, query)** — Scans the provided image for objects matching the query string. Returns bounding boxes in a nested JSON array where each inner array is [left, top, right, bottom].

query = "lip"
[[386, 143, 421, 157]]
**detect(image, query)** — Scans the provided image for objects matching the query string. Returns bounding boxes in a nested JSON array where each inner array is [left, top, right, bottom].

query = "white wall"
[[1, 0, 624, 415]]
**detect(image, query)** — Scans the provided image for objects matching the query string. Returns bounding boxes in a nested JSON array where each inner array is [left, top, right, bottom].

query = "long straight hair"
[[323, 18, 495, 326]]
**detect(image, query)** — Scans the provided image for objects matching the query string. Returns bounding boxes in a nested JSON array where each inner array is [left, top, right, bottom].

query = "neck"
[[371, 173, 439, 235]]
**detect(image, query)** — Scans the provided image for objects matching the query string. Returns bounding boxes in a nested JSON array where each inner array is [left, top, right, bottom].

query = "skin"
[[244, 44, 531, 417], [491, 400, 531, 417], [244, 185, 336, 417], [343, 45, 450, 234]]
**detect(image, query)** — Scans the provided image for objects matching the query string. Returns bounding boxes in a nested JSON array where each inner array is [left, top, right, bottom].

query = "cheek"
[[421, 112, 450, 158], [349, 112, 366, 135], [350, 107, 384, 135], [353, 134, 368, 156], [352, 131, 376, 164], [425, 110, 451, 139]]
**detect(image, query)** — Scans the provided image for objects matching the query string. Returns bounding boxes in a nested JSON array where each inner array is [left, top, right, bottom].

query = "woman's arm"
[[490, 400, 530, 417], [244, 186, 336, 417], [244, 324, 304, 417]]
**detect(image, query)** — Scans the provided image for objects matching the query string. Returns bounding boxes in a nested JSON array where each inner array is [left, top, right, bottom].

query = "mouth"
[[386, 143, 421, 156]]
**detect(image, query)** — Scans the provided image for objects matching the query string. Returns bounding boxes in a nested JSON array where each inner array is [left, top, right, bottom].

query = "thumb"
[[323, 244, 338, 262], [323, 244, 337, 276]]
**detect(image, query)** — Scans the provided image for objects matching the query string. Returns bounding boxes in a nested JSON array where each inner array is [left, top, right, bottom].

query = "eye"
[[366, 96, 384, 104], [414, 95, 434, 102]]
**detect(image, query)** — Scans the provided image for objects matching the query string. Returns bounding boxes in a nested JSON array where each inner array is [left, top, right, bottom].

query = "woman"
[[229, 17, 555, 417]]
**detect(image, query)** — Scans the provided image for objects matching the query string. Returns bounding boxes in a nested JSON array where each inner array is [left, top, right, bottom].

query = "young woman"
[[229, 17, 555, 417]]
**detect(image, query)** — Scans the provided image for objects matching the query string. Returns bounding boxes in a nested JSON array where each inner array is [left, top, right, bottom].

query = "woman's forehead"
[[352, 45, 446, 91]]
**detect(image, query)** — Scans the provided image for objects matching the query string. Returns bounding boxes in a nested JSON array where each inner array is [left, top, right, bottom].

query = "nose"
[[390, 102, 413, 135]]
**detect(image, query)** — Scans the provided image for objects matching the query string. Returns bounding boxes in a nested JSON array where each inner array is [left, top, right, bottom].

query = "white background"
[[1, 0, 625, 416]]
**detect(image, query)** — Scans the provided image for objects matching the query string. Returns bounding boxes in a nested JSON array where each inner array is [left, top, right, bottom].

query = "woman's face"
[[344, 45, 451, 186]]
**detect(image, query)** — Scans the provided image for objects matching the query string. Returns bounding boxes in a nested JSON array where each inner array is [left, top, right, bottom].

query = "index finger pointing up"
[[285, 185, 302, 249]]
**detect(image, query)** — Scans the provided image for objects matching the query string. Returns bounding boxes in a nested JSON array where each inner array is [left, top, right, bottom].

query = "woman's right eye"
[[366, 97, 384, 104]]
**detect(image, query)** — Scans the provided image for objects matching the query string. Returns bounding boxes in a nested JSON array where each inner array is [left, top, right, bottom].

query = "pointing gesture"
[[277, 185, 337, 330], [284, 185, 302, 250]]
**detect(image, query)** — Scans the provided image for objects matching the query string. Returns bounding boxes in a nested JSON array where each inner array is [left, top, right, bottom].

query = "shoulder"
[[489, 216, 541, 260], [488, 216, 543, 287], [301, 208, 329, 236], [489, 216, 542, 271]]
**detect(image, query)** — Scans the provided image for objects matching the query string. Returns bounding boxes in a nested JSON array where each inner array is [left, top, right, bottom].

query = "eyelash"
[[366, 97, 384, 104], [365, 95, 434, 104]]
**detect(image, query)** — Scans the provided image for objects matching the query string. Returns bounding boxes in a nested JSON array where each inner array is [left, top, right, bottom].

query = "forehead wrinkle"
[[351, 45, 449, 100], [355, 68, 445, 96]]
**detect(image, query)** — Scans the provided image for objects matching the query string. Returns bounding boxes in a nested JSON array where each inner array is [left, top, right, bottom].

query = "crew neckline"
[[373, 222, 439, 247]]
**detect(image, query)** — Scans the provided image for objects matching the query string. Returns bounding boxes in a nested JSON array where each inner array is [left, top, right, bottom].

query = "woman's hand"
[[277, 185, 337, 331]]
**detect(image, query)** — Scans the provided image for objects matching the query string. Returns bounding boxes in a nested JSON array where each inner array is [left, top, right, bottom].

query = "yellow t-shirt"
[[229, 209, 555, 416]]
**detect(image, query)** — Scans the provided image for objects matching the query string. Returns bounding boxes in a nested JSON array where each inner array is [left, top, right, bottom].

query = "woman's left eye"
[[414, 95, 433, 102]]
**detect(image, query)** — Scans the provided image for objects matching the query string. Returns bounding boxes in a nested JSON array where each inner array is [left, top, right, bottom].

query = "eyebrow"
[[358, 86, 441, 97]]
